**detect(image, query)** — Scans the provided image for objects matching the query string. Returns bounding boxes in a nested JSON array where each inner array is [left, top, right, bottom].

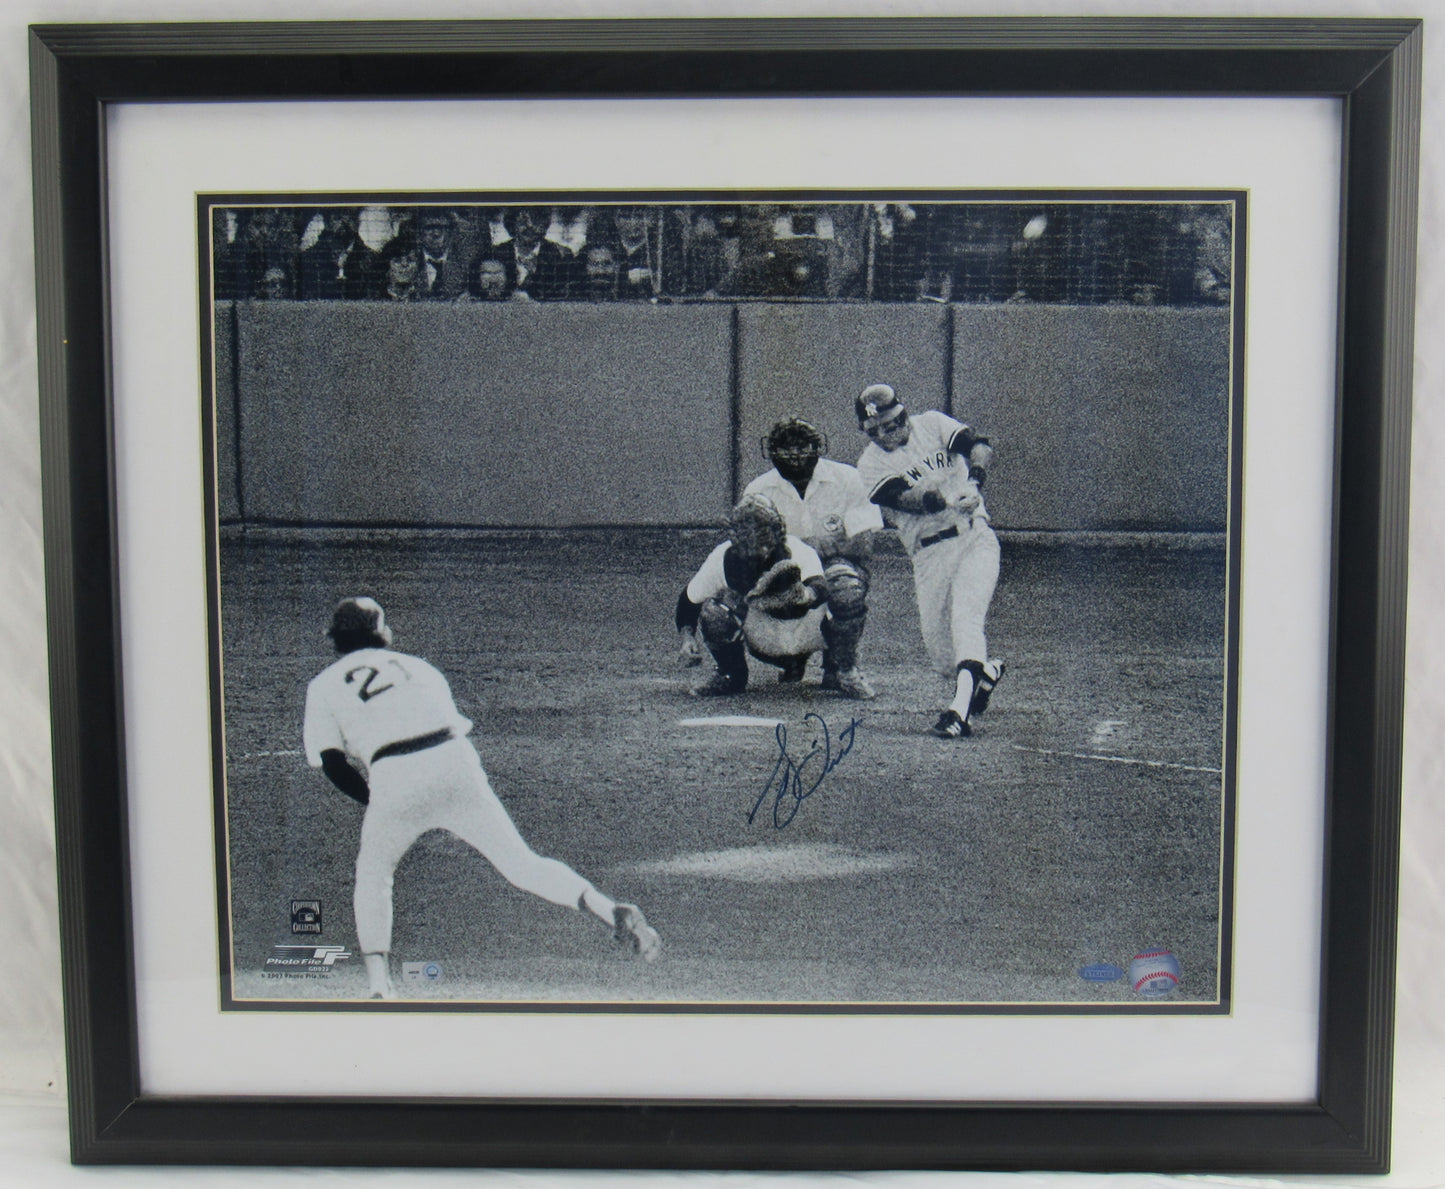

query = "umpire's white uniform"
[[742, 460, 885, 556], [303, 647, 593, 957]]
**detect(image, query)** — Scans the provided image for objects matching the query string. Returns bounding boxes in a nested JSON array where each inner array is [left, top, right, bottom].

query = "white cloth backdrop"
[[1, 0, 1441, 1185]]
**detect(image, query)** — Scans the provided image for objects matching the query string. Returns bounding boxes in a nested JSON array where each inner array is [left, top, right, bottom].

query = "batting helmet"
[[729, 494, 788, 565], [762, 417, 828, 482], [855, 383, 906, 430], [327, 597, 393, 652]]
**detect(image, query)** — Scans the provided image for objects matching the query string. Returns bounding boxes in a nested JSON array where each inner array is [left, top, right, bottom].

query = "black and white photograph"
[[208, 195, 1241, 1011]]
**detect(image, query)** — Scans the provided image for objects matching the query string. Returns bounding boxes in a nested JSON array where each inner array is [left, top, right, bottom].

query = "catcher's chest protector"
[[722, 544, 776, 593]]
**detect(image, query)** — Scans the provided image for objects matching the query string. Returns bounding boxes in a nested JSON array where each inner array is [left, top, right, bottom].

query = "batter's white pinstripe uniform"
[[857, 411, 1000, 679]]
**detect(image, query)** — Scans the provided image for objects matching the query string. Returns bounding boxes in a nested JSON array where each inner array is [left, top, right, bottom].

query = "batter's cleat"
[[823, 668, 877, 700], [690, 670, 746, 697], [969, 660, 1006, 717], [777, 656, 808, 683], [613, 903, 662, 962], [931, 709, 972, 739]]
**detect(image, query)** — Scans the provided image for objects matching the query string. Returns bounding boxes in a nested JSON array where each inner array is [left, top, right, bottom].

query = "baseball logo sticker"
[[1130, 949, 1182, 996], [290, 899, 322, 934]]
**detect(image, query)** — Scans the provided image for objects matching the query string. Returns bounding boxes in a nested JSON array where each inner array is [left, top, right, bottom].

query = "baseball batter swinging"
[[303, 597, 661, 999], [853, 383, 1006, 738]]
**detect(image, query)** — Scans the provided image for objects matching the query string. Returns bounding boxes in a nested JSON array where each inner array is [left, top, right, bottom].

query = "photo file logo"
[[266, 945, 352, 969]]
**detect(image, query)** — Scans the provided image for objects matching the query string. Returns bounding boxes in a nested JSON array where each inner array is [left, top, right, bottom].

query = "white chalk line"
[[677, 715, 784, 728], [235, 749, 302, 760], [1012, 745, 1222, 775]]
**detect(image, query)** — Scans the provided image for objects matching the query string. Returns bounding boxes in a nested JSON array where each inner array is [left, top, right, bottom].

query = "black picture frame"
[[28, 17, 1419, 1172]]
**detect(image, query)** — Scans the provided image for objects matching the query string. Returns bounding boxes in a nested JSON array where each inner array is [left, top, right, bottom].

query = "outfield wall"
[[953, 306, 1232, 531], [214, 301, 1231, 531]]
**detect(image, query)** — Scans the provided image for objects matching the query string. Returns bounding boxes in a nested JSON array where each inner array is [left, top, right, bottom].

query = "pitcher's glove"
[[747, 560, 810, 613]]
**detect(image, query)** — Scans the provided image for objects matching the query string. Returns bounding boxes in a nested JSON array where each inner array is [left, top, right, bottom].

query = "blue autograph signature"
[[748, 713, 862, 828]]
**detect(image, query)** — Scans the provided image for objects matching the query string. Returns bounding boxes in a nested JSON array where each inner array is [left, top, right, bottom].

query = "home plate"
[[677, 715, 784, 728]]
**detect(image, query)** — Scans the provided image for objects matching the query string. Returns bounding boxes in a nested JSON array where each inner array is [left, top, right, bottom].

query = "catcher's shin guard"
[[699, 594, 746, 645], [704, 641, 748, 682], [821, 562, 868, 673], [695, 600, 748, 691]]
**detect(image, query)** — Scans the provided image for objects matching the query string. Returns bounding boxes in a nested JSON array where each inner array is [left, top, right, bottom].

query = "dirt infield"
[[217, 528, 1229, 1010]]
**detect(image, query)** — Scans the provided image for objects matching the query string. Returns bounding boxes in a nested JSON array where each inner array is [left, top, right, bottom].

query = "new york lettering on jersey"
[[899, 450, 955, 487]]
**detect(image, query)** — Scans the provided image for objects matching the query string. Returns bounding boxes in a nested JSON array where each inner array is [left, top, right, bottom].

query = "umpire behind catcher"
[[740, 416, 884, 699]]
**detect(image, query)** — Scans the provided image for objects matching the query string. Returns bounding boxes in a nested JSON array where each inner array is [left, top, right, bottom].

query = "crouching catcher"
[[676, 495, 831, 696]]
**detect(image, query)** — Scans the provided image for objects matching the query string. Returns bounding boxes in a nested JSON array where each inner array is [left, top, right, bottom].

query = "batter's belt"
[[371, 727, 455, 765], [918, 525, 960, 549]]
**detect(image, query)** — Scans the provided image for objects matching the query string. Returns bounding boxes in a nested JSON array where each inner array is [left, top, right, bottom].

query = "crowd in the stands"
[[213, 202, 1233, 307]]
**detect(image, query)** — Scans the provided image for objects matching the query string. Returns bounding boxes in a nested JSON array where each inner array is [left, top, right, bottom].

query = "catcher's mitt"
[[746, 559, 809, 613]]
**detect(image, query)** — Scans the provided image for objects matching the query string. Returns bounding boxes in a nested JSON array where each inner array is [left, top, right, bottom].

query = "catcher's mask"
[[762, 417, 827, 484], [327, 596, 394, 652], [729, 494, 788, 565]]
